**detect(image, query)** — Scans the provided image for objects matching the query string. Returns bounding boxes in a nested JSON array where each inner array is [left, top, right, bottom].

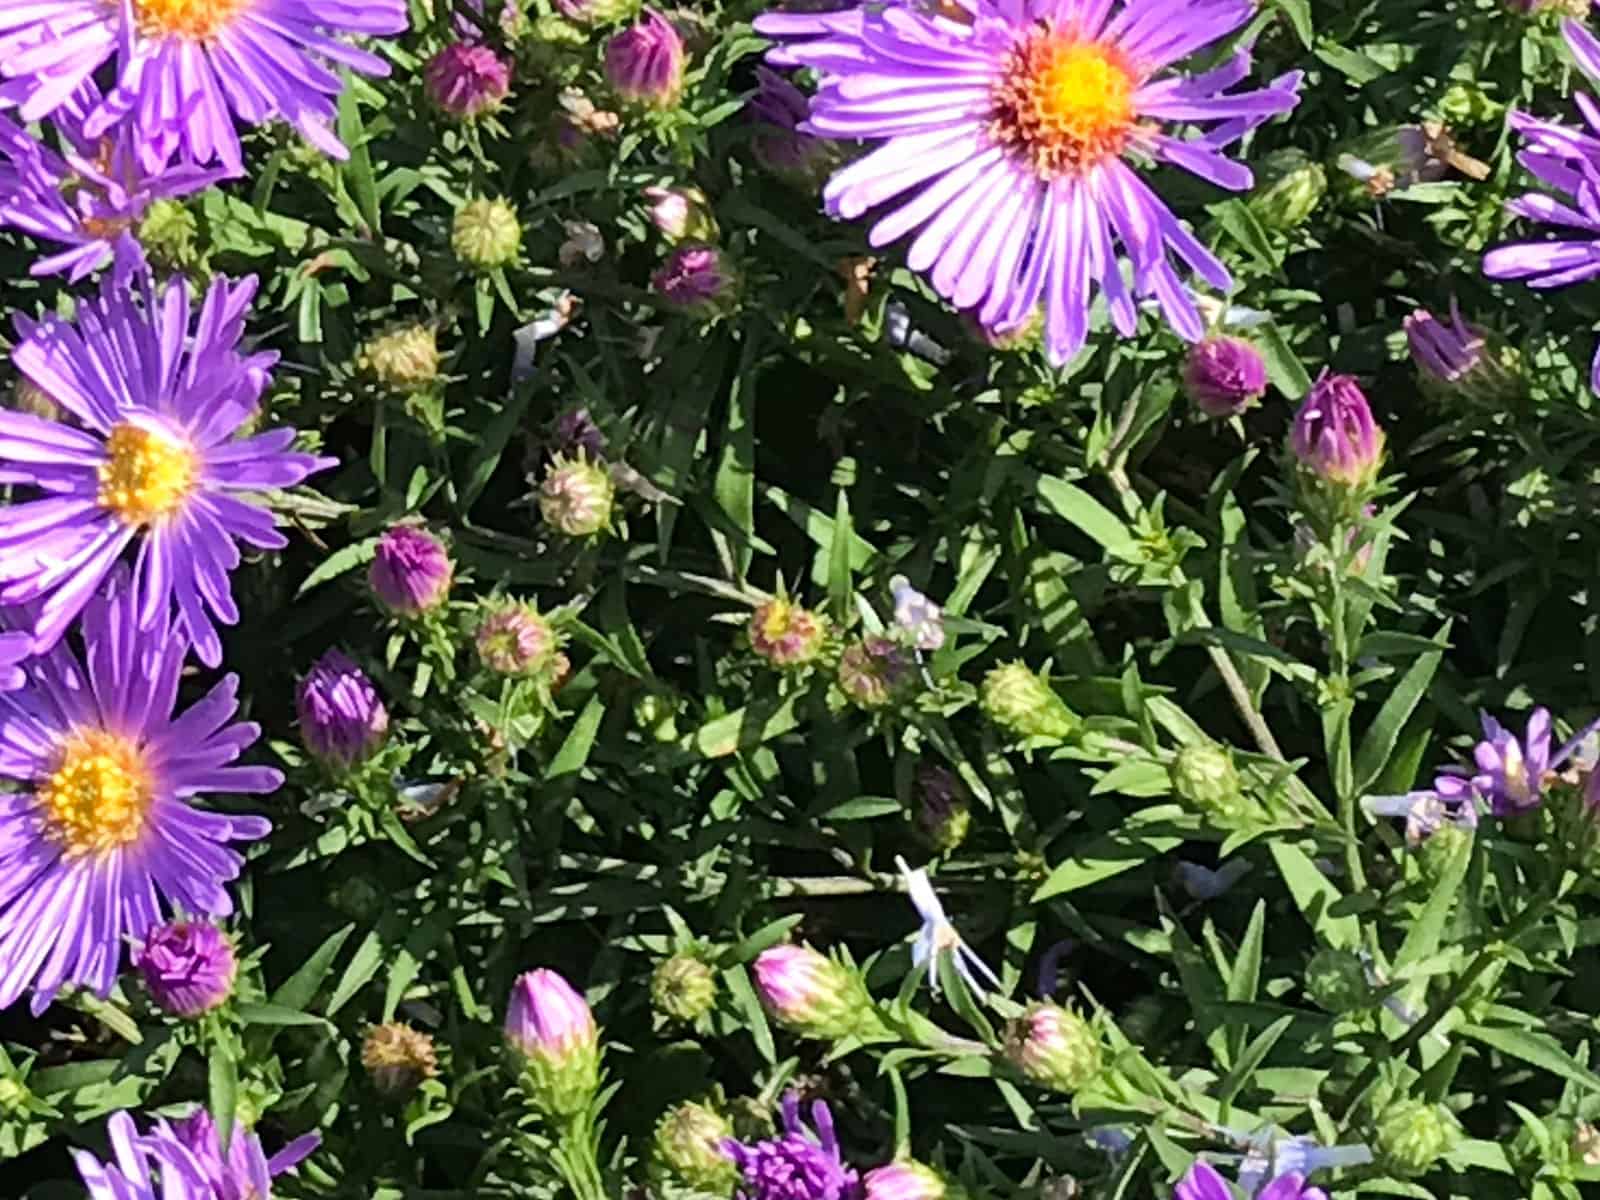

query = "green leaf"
[[828, 490, 855, 621], [1396, 825, 1471, 973], [1354, 622, 1450, 794], [235, 1002, 333, 1029], [1033, 806, 1186, 900], [1462, 1025, 1600, 1096], [1269, 842, 1359, 949], [1255, 320, 1313, 399], [458, 389, 534, 514], [726, 966, 778, 1064], [1033, 476, 1134, 555], [1216, 1014, 1294, 1108], [1230, 902, 1266, 1006], [545, 696, 605, 781], [1210, 199, 1283, 275], [327, 928, 385, 1017], [209, 1032, 238, 1153], [336, 75, 381, 235], [712, 328, 761, 583], [1273, 0, 1313, 46]]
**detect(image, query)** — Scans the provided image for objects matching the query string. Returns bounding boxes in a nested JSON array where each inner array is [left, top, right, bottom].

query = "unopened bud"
[[363, 323, 440, 393], [651, 954, 718, 1024], [653, 1100, 738, 1192], [1304, 947, 1374, 1013], [837, 636, 914, 710], [915, 764, 972, 853], [864, 1160, 963, 1200], [1004, 1002, 1102, 1094], [980, 662, 1077, 740], [452, 197, 522, 270], [752, 944, 884, 1041], [505, 969, 601, 1116], [1169, 744, 1250, 824], [1374, 1100, 1459, 1176], [1246, 148, 1327, 231], [749, 598, 826, 668], [362, 1022, 439, 1099], [540, 452, 614, 537]]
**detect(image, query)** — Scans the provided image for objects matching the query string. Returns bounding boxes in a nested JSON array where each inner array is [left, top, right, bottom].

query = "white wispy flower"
[[896, 856, 1000, 999]]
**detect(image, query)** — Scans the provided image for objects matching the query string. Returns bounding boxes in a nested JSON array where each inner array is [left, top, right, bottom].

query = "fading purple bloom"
[[897, 856, 1000, 999], [1365, 771, 1478, 844], [0, 95, 234, 284], [1290, 373, 1384, 485], [553, 408, 609, 460], [723, 1094, 863, 1200], [652, 243, 736, 314], [0, 272, 334, 666], [755, 0, 1302, 365], [296, 650, 390, 769], [0, 569, 278, 1014], [0, 1, 409, 172], [890, 575, 945, 651], [1405, 301, 1485, 384], [1467, 707, 1595, 816]]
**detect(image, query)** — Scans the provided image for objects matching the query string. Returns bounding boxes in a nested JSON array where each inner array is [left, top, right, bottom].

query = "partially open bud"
[[644, 185, 717, 243], [136, 921, 236, 1018], [370, 525, 453, 616], [540, 452, 614, 537], [652, 242, 737, 317], [363, 323, 440, 393], [915, 764, 972, 853], [452, 197, 522, 270], [362, 1023, 439, 1099], [837, 637, 915, 710], [864, 1160, 964, 1200], [1184, 336, 1268, 417], [1404, 303, 1520, 406], [1004, 1002, 1102, 1094], [505, 969, 601, 1116], [476, 604, 558, 676], [1246, 148, 1327, 231], [1169, 744, 1250, 825], [651, 954, 718, 1024], [296, 650, 389, 769], [1291, 373, 1384, 487], [752, 944, 883, 1040], [652, 1100, 738, 1192], [425, 41, 512, 119], [1374, 1100, 1459, 1176], [1304, 947, 1374, 1013], [604, 10, 684, 108], [980, 662, 1077, 740], [749, 598, 826, 668]]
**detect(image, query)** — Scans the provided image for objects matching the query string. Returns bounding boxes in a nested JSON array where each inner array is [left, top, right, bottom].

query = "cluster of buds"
[[1004, 1002, 1103, 1094], [505, 969, 602, 1116], [980, 662, 1077, 740], [751, 944, 887, 1040], [369, 525, 453, 616], [749, 596, 827, 668]]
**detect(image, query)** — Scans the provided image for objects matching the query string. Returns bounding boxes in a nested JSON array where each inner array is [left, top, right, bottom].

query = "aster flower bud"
[[425, 42, 512, 119], [644, 185, 717, 243], [652, 1100, 738, 1192], [476, 604, 558, 676], [362, 1022, 439, 1099], [1374, 1100, 1459, 1176], [749, 597, 827, 668], [363, 323, 440, 393], [980, 662, 1077, 740], [865, 1160, 964, 1200], [1184, 336, 1268, 417], [452, 197, 522, 270], [1246, 148, 1327, 231], [752, 944, 885, 1040], [369, 525, 453, 616], [1169, 744, 1251, 824], [540, 452, 614, 537], [1004, 1002, 1102, 1094], [135, 921, 236, 1018], [297, 650, 389, 769], [747, 67, 833, 187], [651, 954, 718, 1024], [1291, 373, 1384, 487], [505, 969, 601, 1116], [1304, 947, 1374, 1013], [916, 764, 972, 853], [604, 10, 685, 107], [837, 636, 915, 710], [1404, 303, 1520, 406], [652, 242, 738, 317], [138, 199, 201, 272]]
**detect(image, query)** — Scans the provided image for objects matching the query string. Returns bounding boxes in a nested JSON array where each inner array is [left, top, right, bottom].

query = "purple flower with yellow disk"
[[754, 0, 1301, 363], [0, 273, 334, 666], [0, 570, 278, 1014]]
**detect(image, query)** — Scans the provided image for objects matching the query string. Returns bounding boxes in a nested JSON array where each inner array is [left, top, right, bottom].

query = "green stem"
[[1333, 889, 1558, 1123]]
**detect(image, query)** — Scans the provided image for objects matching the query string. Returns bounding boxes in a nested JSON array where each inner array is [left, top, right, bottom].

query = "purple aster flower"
[[1236, 1130, 1369, 1197], [1290, 372, 1384, 485], [1365, 771, 1479, 844], [0, 91, 234, 284], [505, 968, 599, 1060], [296, 650, 389, 769], [1470, 708, 1578, 816], [1175, 1161, 1231, 1200], [135, 918, 236, 1017], [0, 1, 409, 172], [748, 67, 831, 182], [755, 0, 1302, 365], [369, 525, 453, 616], [1404, 301, 1485, 384], [72, 1107, 320, 1200], [0, 632, 30, 692], [723, 1093, 863, 1200], [1484, 33, 1600, 393], [0, 273, 334, 666], [0, 570, 278, 1014]]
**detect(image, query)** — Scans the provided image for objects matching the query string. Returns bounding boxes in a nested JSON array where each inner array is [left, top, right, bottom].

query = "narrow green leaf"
[[235, 1002, 333, 1029], [1462, 1025, 1600, 1096], [1033, 806, 1186, 900], [1210, 199, 1283, 275], [545, 696, 605, 781], [1269, 842, 1359, 949], [208, 1032, 238, 1153], [1354, 622, 1450, 794], [1230, 902, 1266, 1005], [726, 966, 777, 1064], [1217, 1015, 1294, 1108], [1033, 476, 1134, 555], [828, 490, 854, 621]]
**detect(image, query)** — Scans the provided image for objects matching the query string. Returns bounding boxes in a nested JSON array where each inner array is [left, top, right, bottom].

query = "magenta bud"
[[424, 42, 512, 119], [1290, 372, 1385, 486], [651, 242, 737, 316], [369, 525, 453, 616], [1184, 335, 1268, 416], [604, 10, 684, 108], [136, 921, 236, 1017], [296, 650, 389, 769], [506, 969, 601, 1115]]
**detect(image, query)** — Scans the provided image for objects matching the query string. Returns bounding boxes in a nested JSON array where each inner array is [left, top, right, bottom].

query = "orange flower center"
[[991, 27, 1137, 178], [98, 422, 198, 526], [131, 0, 249, 40], [40, 730, 154, 857]]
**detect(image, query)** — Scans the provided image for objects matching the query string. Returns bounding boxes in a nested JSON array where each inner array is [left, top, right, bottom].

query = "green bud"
[[1415, 820, 1473, 883], [1375, 1100, 1459, 1176], [452, 197, 522, 270], [752, 944, 888, 1041], [980, 662, 1077, 740], [1246, 148, 1326, 231], [1169, 744, 1252, 824], [651, 954, 718, 1024], [1004, 1002, 1102, 1094], [363, 323, 440, 393], [540, 452, 614, 537], [138, 199, 201, 272], [1438, 83, 1501, 128], [652, 1100, 738, 1193], [1304, 947, 1374, 1013]]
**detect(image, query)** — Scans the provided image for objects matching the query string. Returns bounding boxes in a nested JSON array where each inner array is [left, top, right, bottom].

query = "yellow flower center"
[[130, 0, 248, 40], [992, 27, 1137, 178], [98, 423, 198, 525], [40, 730, 154, 857]]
